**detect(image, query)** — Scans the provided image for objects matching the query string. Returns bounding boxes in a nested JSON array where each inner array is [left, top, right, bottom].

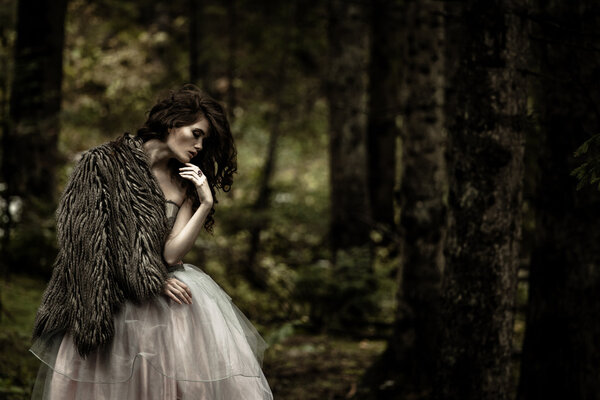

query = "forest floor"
[[264, 335, 385, 400], [0, 275, 386, 400]]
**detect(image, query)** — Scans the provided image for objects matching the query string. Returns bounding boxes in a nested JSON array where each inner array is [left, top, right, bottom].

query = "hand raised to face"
[[179, 163, 213, 205]]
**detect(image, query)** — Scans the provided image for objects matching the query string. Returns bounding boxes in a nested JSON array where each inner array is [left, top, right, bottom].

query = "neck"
[[142, 139, 172, 170]]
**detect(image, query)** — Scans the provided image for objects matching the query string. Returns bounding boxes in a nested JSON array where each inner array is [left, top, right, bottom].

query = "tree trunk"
[[393, 0, 446, 395], [327, 0, 371, 253], [325, 0, 373, 328], [361, 1, 446, 396], [518, 1, 600, 398], [435, 1, 528, 399], [225, 0, 237, 119], [366, 0, 399, 236], [1, 0, 68, 275], [189, 0, 212, 94], [4, 0, 67, 201], [244, 42, 291, 290]]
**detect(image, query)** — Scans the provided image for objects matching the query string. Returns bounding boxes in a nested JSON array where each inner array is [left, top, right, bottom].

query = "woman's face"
[[166, 115, 210, 163]]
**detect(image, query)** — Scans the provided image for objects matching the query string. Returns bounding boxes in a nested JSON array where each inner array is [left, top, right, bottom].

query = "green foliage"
[[61, 0, 189, 148], [571, 133, 600, 190], [263, 318, 305, 346], [0, 275, 46, 399], [294, 247, 380, 332]]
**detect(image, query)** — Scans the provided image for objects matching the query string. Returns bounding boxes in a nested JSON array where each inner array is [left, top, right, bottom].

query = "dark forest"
[[1, 0, 599, 399]]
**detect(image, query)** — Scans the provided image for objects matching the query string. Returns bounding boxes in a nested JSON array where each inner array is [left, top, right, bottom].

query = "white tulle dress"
[[29, 200, 273, 399]]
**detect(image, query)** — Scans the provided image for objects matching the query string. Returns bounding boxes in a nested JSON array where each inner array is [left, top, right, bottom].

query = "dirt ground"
[[263, 335, 386, 400]]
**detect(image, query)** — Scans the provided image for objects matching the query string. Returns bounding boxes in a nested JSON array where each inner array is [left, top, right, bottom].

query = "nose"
[[194, 138, 203, 151]]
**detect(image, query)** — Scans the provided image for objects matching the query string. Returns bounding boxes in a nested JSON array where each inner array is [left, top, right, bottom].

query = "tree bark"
[[244, 17, 293, 289], [1, 0, 68, 275], [189, 0, 212, 93], [325, 0, 373, 328], [518, 1, 600, 398], [392, 0, 446, 395], [327, 0, 371, 253], [3, 0, 68, 202], [361, 1, 446, 396], [366, 0, 399, 235], [435, 1, 528, 399], [225, 0, 237, 118]]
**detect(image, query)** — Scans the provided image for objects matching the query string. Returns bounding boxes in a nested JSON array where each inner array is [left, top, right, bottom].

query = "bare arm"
[[163, 197, 212, 265], [162, 163, 213, 305], [162, 200, 211, 305]]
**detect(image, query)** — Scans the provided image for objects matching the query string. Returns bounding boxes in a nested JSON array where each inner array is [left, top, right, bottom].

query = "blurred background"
[[0, 0, 599, 399]]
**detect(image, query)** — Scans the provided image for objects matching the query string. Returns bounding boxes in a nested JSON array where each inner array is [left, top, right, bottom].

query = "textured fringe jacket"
[[32, 133, 170, 357]]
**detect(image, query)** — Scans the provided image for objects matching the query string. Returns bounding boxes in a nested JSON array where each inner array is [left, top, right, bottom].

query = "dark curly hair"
[[136, 84, 237, 232]]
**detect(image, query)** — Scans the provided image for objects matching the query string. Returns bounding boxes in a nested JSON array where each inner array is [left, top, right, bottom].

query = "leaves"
[[571, 133, 600, 190]]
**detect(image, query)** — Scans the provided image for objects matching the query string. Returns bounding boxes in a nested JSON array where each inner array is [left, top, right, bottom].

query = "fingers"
[[164, 278, 192, 305], [166, 289, 183, 304], [166, 286, 190, 305], [178, 171, 195, 181], [179, 165, 205, 178], [178, 171, 207, 187], [172, 279, 193, 304], [179, 165, 204, 174], [178, 171, 197, 182]]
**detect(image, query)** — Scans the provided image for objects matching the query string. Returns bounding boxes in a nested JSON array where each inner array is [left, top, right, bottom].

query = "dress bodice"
[[165, 200, 184, 270], [165, 200, 180, 230]]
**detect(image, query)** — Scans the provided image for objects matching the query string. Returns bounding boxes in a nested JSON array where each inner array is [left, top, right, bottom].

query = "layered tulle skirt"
[[29, 264, 273, 399]]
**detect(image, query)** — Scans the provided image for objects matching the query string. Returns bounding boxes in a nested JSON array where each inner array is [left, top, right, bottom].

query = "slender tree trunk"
[[4, 0, 67, 202], [366, 0, 398, 236], [225, 0, 237, 119], [325, 0, 373, 328], [189, 0, 211, 93], [435, 1, 528, 399], [393, 0, 446, 395], [327, 0, 371, 253], [244, 119, 279, 289], [361, 1, 446, 396], [0, 1, 14, 317], [245, 48, 291, 290], [242, 3, 300, 289], [2, 0, 67, 275], [518, 1, 600, 398]]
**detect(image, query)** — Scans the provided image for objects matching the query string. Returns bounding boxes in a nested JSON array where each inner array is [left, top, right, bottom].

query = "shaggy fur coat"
[[32, 133, 171, 357]]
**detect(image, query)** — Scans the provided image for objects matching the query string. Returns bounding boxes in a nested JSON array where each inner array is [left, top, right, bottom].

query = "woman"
[[30, 84, 273, 399]]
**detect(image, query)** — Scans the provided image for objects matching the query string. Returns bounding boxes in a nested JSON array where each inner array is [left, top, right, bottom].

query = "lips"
[[189, 151, 197, 158]]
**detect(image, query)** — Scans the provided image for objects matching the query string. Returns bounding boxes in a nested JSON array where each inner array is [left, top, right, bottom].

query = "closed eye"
[[193, 129, 206, 138]]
